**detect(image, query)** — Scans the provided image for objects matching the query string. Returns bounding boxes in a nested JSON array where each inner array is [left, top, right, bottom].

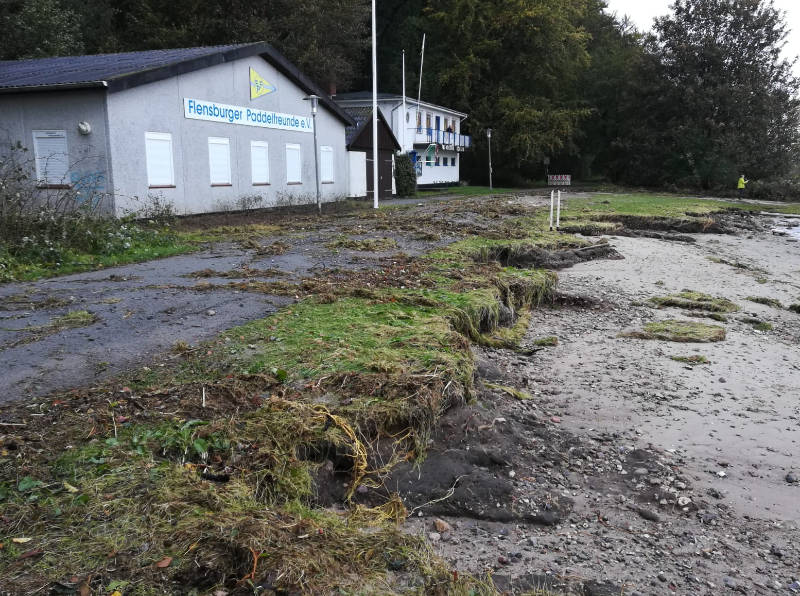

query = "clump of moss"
[[740, 316, 773, 331], [327, 235, 399, 252], [746, 296, 783, 308], [706, 312, 729, 322], [706, 256, 768, 274], [670, 354, 710, 365], [649, 290, 739, 313], [172, 339, 191, 353], [621, 320, 726, 342], [532, 336, 559, 347]]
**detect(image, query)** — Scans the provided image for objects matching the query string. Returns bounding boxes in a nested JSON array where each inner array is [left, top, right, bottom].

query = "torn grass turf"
[[746, 295, 783, 309], [621, 320, 726, 342], [649, 290, 739, 313]]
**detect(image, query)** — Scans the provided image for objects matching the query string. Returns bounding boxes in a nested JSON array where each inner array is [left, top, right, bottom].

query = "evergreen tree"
[[0, 0, 84, 60]]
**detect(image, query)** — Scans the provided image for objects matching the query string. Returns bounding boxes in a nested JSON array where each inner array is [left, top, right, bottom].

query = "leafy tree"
[[616, 0, 800, 188], [423, 0, 593, 184]]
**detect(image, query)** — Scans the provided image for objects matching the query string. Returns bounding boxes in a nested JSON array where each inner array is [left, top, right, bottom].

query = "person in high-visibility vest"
[[737, 174, 749, 197]]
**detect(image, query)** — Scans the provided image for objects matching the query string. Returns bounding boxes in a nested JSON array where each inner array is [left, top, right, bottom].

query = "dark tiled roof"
[[0, 43, 354, 126], [344, 106, 373, 146], [342, 106, 400, 150], [0, 45, 249, 89]]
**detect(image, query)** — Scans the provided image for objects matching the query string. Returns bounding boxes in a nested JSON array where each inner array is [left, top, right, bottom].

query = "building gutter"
[[0, 81, 108, 94]]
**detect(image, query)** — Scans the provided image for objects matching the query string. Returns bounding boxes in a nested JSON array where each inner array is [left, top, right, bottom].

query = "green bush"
[[0, 145, 180, 280], [744, 179, 800, 202], [394, 153, 417, 197]]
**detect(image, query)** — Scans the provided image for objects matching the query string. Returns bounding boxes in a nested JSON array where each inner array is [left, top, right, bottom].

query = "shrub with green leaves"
[[394, 152, 417, 197], [0, 146, 185, 281]]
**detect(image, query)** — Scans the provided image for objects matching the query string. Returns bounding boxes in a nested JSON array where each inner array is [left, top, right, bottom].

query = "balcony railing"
[[408, 128, 471, 150]]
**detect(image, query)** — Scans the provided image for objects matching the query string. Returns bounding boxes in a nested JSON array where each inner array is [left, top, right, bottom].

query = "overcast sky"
[[604, 0, 800, 73]]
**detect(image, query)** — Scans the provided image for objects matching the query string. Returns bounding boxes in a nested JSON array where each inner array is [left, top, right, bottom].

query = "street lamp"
[[304, 94, 321, 214], [486, 128, 493, 190]]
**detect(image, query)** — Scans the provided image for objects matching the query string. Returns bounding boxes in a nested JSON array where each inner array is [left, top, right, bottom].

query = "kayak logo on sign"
[[250, 68, 276, 100]]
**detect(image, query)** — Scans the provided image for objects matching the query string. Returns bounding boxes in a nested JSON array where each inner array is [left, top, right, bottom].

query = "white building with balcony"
[[334, 92, 470, 187]]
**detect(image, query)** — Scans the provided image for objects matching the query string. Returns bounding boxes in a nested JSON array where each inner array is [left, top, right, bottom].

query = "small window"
[[442, 157, 448, 167], [425, 112, 431, 129], [208, 137, 231, 186], [286, 143, 302, 183], [144, 132, 174, 188], [320, 146, 334, 183], [33, 130, 69, 186], [250, 141, 270, 185], [434, 156, 440, 166], [452, 156, 457, 167]]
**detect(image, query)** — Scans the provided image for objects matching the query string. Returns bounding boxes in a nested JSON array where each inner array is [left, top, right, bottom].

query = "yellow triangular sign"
[[250, 67, 276, 100]]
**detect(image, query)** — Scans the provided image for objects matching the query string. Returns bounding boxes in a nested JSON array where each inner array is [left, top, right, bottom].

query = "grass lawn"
[[2, 241, 195, 282], [565, 192, 800, 217], [417, 184, 518, 197]]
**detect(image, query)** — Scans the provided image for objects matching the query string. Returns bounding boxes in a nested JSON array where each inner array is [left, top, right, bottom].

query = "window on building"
[[250, 141, 270, 185], [452, 155, 457, 167], [33, 130, 69, 186], [144, 131, 174, 188], [320, 146, 334, 183], [286, 143, 302, 183], [416, 111, 422, 131], [442, 157, 448, 166], [208, 137, 231, 186], [435, 156, 440, 166], [425, 112, 431, 130]]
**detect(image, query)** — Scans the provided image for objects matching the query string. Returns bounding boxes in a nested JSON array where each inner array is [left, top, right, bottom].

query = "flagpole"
[[372, 0, 379, 209], [416, 34, 425, 132], [401, 50, 407, 152]]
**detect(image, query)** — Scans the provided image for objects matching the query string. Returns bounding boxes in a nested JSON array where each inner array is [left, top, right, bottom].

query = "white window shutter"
[[144, 132, 174, 187], [250, 141, 269, 184], [33, 130, 69, 185], [285, 144, 301, 183], [208, 137, 231, 185], [320, 146, 334, 182]]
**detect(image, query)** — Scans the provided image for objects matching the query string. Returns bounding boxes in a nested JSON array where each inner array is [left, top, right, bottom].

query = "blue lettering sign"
[[184, 98, 312, 133]]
